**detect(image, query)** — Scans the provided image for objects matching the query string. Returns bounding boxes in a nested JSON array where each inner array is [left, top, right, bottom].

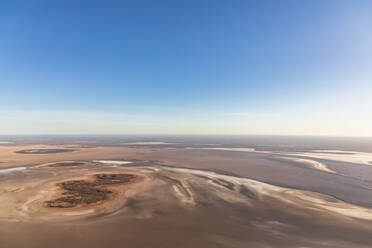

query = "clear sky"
[[1, 0, 371, 136]]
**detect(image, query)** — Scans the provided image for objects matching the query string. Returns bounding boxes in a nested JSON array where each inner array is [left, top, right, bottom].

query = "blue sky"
[[1, 0, 371, 135]]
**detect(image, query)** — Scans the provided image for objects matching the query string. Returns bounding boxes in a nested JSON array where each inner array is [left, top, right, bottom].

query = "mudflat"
[[0, 136, 372, 247]]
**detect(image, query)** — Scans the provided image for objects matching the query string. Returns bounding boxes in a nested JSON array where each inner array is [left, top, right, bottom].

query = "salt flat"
[[0, 137, 372, 247]]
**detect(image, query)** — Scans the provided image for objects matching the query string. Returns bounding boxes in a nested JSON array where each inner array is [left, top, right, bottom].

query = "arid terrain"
[[0, 136, 372, 247]]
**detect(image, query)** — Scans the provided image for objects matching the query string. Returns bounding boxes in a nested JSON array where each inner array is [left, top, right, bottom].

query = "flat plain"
[[0, 136, 371, 247]]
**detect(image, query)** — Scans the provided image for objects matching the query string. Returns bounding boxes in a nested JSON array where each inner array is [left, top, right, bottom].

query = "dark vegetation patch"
[[45, 174, 136, 208], [239, 185, 258, 200], [211, 178, 235, 191], [16, 149, 76, 154], [47, 162, 85, 167]]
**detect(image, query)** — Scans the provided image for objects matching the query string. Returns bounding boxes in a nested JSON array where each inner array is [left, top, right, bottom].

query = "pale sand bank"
[[93, 160, 133, 165], [279, 157, 336, 174], [202, 147, 372, 166]]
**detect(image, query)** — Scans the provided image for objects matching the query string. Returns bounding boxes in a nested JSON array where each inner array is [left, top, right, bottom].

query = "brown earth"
[[45, 173, 137, 208]]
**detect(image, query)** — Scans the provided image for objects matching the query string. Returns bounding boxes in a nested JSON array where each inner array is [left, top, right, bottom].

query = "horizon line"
[[1, 134, 372, 138]]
